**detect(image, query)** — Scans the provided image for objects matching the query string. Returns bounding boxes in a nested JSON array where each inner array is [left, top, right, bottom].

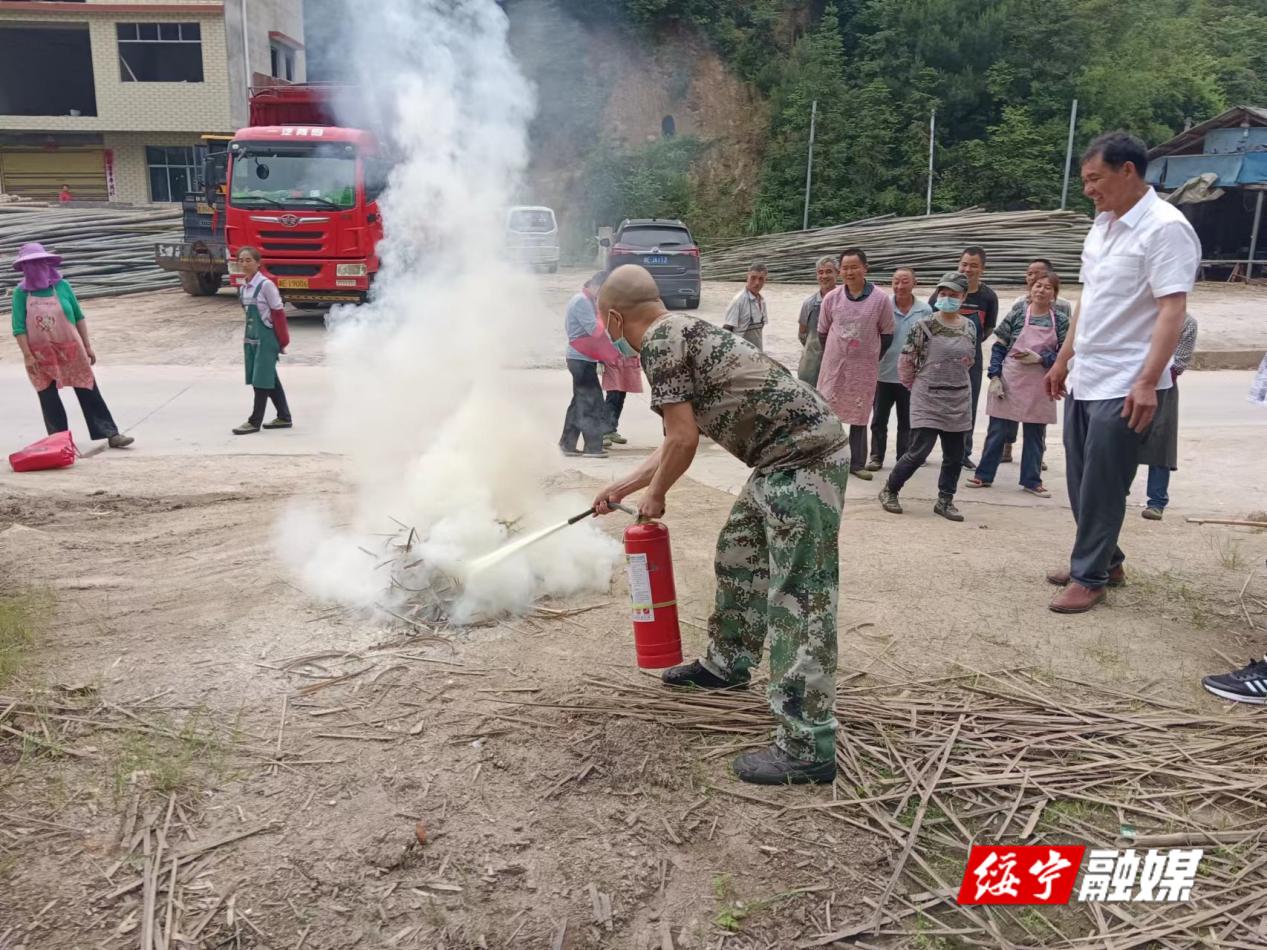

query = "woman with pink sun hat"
[[10, 242, 133, 449]]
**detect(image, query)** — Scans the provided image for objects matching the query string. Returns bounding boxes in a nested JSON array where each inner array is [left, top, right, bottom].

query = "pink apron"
[[602, 355, 643, 393], [24, 291, 95, 391], [987, 308, 1057, 424]]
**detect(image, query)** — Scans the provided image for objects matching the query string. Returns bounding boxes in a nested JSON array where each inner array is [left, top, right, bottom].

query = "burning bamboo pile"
[[701, 209, 1093, 284], [0, 204, 182, 301], [547, 669, 1267, 947]]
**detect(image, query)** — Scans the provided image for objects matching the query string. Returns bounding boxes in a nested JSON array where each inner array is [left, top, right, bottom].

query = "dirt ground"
[[2, 277, 1267, 949]]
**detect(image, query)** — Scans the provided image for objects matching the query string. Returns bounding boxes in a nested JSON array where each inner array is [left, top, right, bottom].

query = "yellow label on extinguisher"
[[626, 552, 654, 622]]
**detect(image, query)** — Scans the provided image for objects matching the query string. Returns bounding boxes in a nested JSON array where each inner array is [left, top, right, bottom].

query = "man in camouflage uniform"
[[594, 265, 848, 786]]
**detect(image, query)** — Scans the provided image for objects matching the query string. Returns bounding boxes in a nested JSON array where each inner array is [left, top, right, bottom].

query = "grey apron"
[[909, 319, 975, 432]]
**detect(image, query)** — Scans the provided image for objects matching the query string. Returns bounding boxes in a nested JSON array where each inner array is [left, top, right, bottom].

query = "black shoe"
[[262, 418, 293, 430], [878, 487, 903, 514], [934, 494, 964, 522], [962, 458, 977, 471], [661, 659, 748, 691], [732, 744, 835, 786], [1202, 657, 1267, 705], [233, 421, 261, 435], [864, 457, 883, 472]]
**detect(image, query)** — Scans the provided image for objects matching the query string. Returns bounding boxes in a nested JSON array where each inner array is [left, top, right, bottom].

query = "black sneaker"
[[934, 494, 964, 522], [962, 458, 977, 471], [1202, 657, 1267, 705], [661, 659, 748, 691], [732, 744, 835, 786]]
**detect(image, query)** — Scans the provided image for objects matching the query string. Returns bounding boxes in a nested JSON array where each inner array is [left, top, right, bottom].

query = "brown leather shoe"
[[1046, 565, 1126, 587], [1049, 582, 1106, 614]]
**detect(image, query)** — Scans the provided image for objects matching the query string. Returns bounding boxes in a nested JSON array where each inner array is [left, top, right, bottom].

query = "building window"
[[0, 26, 97, 116], [270, 43, 295, 82], [118, 22, 203, 83], [146, 145, 205, 202]]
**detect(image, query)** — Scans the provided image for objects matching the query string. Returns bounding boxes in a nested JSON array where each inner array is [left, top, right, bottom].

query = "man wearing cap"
[[10, 242, 133, 449], [592, 264, 848, 787], [1045, 131, 1201, 613]]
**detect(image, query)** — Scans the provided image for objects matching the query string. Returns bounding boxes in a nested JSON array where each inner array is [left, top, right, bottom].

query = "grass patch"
[[110, 708, 232, 798], [0, 588, 52, 686]]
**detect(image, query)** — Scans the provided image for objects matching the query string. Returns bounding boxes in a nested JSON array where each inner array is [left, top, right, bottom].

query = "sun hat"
[[12, 242, 62, 269]]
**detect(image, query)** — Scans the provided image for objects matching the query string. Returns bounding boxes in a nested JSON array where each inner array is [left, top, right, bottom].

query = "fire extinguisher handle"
[[567, 506, 599, 525]]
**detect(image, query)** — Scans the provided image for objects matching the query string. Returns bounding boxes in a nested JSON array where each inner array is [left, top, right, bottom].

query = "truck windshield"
[[230, 143, 356, 210]]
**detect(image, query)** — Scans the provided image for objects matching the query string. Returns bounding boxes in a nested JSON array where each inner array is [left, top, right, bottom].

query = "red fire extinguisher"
[[623, 520, 683, 669]]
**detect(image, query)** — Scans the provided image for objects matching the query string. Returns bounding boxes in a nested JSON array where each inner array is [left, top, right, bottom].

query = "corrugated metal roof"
[[1148, 105, 1267, 158]]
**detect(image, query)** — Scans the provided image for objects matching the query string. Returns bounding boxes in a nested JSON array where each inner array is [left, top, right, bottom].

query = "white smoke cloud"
[[279, 0, 621, 619]]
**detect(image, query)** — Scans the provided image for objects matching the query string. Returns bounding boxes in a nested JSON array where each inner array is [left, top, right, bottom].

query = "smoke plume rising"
[[279, 0, 620, 621]]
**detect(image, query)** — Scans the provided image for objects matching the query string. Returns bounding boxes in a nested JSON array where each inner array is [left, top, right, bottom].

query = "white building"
[[0, 0, 305, 204]]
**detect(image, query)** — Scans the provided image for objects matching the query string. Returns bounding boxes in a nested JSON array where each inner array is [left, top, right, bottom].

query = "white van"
[[505, 205, 560, 273]]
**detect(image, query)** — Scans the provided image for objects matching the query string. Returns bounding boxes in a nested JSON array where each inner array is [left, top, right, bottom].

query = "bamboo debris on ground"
[[700, 208, 1092, 284], [0, 204, 182, 301], [539, 669, 1267, 947]]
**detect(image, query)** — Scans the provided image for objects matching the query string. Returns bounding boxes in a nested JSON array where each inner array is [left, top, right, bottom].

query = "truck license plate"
[[277, 278, 309, 289], [643, 255, 668, 265]]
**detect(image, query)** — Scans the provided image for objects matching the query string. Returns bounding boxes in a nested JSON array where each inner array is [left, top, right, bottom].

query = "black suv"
[[606, 218, 701, 309]]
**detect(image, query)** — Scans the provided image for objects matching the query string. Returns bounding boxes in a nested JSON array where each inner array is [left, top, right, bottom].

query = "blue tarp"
[[1148, 151, 1267, 188]]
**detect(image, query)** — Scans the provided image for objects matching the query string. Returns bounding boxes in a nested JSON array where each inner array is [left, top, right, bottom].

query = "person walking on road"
[[867, 267, 930, 471], [233, 247, 292, 435], [10, 242, 133, 449], [928, 247, 997, 470], [600, 335, 642, 447], [593, 265, 848, 786], [797, 256, 838, 386], [1044, 131, 1201, 614], [816, 248, 895, 481], [878, 272, 976, 521], [967, 272, 1068, 496], [1138, 312, 1198, 520], [559, 271, 616, 458], [723, 263, 769, 350]]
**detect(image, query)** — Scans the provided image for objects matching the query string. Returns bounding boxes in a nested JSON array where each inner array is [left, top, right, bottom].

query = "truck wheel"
[[179, 271, 223, 296]]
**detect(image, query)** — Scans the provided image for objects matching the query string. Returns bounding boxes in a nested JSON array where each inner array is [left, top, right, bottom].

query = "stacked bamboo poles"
[[701, 209, 1093, 284], [0, 204, 183, 301], [539, 669, 1267, 947]]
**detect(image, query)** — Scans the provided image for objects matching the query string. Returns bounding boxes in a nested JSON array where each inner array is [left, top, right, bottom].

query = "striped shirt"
[[1172, 313, 1199, 375]]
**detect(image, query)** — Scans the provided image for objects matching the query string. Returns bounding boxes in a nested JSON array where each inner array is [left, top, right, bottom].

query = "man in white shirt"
[[1044, 132, 1201, 614], [723, 263, 769, 350]]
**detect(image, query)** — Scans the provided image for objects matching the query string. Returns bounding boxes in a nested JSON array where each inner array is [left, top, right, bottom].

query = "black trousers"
[[248, 373, 292, 426], [848, 425, 868, 472], [885, 428, 966, 498], [1063, 394, 1167, 588], [561, 359, 607, 453], [963, 356, 983, 461], [606, 390, 627, 432], [870, 381, 911, 464], [38, 381, 119, 441]]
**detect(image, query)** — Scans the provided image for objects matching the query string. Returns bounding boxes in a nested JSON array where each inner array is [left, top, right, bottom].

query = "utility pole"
[[1060, 99, 1079, 210], [925, 109, 936, 216], [802, 99, 818, 231]]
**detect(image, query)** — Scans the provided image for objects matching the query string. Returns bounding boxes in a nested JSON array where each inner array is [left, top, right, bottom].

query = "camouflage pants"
[[702, 445, 848, 763]]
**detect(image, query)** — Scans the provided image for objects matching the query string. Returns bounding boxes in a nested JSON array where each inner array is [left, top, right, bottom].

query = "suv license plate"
[[643, 255, 668, 265]]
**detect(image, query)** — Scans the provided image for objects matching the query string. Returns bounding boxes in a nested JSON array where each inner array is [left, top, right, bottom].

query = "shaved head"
[[599, 264, 662, 314], [597, 265, 668, 352]]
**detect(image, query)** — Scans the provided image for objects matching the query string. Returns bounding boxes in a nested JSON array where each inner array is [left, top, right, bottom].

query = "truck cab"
[[225, 85, 386, 305]]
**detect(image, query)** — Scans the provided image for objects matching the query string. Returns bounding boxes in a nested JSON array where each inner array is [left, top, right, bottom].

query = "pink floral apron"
[[24, 291, 95, 391], [987, 308, 1057, 425]]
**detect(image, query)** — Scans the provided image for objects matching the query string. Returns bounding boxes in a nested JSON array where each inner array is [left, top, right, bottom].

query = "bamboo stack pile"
[[701, 209, 1093, 284], [0, 204, 183, 301]]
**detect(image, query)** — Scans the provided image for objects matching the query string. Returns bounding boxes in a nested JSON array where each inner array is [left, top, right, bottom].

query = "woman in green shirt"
[[10, 243, 133, 448]]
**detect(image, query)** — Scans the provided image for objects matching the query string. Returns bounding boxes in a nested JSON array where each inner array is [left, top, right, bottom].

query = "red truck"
[[226, 84, 388, 305]]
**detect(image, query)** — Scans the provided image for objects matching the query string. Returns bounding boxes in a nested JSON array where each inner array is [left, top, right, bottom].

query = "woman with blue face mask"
[[877, 272, 978, 522]]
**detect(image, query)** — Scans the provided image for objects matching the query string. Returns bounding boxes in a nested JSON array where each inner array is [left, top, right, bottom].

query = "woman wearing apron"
[[878, 272, 977, 522], [968, 273, 1067, 496], [233, 246, 292, 435], [10, 242, 133, 448]]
